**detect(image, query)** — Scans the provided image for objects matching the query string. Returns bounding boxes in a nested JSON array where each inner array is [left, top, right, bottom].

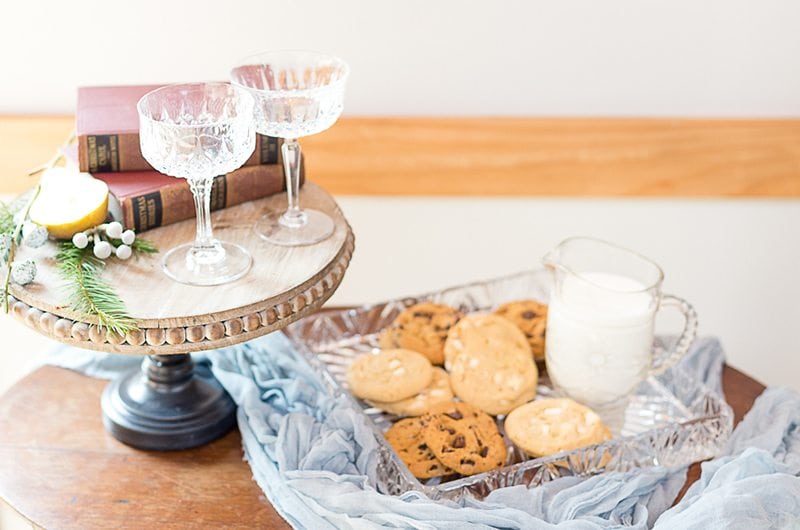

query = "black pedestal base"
[[101, 354, 237, 451]]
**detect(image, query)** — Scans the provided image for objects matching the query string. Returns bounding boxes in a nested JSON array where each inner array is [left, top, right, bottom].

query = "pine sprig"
[[0, 190, 38, 234], [102, 236, 159, 256], [56, 243, 136, 336], [130, 237, 159, 255], [0, 202, 15, 234], [55, 237, 157, 336]]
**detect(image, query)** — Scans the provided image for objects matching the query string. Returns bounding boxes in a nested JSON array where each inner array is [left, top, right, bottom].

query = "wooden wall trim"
[[2, 116, 799, 197]]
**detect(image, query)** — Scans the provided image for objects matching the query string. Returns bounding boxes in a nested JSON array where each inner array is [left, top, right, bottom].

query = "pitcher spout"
[[541, 236, 665, 293]]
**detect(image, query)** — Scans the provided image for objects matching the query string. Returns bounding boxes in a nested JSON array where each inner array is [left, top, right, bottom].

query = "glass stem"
[[280, 138, 307, 228], [189, 177, 216, 249]]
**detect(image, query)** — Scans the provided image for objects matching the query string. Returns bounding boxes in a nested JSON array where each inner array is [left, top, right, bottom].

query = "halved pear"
[[29, 167, 109, 240]]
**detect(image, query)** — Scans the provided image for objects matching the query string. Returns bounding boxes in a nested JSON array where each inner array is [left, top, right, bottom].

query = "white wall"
[[0, 2, 798, 389], [2, 0, 800, 116], [331, 197, 800, 390]]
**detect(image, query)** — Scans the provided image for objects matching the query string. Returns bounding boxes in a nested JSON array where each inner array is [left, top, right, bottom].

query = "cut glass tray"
[[285, 269, 733, 501]]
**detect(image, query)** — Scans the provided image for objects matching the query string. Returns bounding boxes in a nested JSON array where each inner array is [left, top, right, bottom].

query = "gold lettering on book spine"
[[97, 143, 108, 171], [87, 136, 98, 172], [146, 198, 157, 230], [135, 197, 148, 232], [85, 135, 120, 172], [109, 136, 119, 171]]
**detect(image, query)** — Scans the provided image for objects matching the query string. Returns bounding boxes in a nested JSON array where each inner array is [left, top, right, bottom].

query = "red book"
[[62, 145, 300, 232], [76, 84, 280, 172], [98, 166, 295, 232]]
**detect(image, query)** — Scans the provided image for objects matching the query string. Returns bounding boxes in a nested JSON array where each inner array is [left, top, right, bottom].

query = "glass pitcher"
[[542, 237, 698, 431]]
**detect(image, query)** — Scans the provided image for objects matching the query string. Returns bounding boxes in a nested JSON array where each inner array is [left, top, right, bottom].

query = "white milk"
[[545, 271, 656, 408]]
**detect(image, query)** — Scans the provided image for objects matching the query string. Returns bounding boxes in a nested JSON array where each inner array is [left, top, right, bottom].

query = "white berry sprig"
[[71, 222, 138, 261]]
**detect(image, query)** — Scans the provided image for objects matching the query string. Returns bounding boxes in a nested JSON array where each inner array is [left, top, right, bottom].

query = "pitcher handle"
[[649, 294, 699, 376]]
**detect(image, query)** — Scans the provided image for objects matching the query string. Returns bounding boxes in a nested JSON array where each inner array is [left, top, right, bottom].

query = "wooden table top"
[[0, 366, 287, 530], [0, 358, 764, 529]]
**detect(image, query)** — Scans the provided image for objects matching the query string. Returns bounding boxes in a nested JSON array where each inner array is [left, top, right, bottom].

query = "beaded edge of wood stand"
[[6, 229, 355, 355]]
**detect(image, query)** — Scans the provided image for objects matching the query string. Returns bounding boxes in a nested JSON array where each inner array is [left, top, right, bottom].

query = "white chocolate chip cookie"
[[369, 367, 454, 417], [443, 313, 532, 370], [444, 314, 537, 415], [504, 398, 612, 458], [346, 349, 433, 402]]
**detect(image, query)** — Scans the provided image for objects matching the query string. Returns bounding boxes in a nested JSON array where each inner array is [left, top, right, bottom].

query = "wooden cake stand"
[[6, 182, 354, 450]]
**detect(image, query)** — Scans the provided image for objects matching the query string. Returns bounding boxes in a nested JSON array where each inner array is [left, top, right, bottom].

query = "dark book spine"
[[81, 134, 121, 172], [79, 134, 282, 173], [128, 191, 163, 232], [259, 135, 280, 164], [117, 160, 302, 233]]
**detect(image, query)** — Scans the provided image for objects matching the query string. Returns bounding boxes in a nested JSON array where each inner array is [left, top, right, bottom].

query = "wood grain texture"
[[303, 117, 800, 197], [7, 182, 355, 354], [3, 115, 800, 196], [0, 366, 289, 530], [0, 362, 765, 529], [0, 116, 75, 194]]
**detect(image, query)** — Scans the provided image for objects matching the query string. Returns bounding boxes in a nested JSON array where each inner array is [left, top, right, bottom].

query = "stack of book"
[[74, 84, 297, 232]]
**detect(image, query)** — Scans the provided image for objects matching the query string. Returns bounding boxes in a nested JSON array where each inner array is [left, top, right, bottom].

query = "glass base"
[[255, 209, 334, 246], [545, 383, 630, 435], [590, 396, 630, 436], [162, 240, 252, 286]]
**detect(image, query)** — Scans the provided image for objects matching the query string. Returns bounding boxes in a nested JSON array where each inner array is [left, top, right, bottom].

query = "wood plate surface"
[[6, 182, 354, 355]]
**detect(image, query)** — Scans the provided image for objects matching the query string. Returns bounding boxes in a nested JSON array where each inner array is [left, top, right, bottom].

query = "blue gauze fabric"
[[652, 386, 800, 529], [44, 336, 800, 529]]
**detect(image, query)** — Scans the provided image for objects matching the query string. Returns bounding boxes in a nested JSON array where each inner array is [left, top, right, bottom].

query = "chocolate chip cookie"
[[494, 300, 548, 360], [346, 349, 433, 402], [384, 417, 454, 478], [421, 402, 507, 475], [379, 302, 463, 365]]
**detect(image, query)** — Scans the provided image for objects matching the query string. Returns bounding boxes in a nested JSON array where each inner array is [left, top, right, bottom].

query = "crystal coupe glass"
[[138, 83, 255, 285], [231, 51, 349, 246]]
